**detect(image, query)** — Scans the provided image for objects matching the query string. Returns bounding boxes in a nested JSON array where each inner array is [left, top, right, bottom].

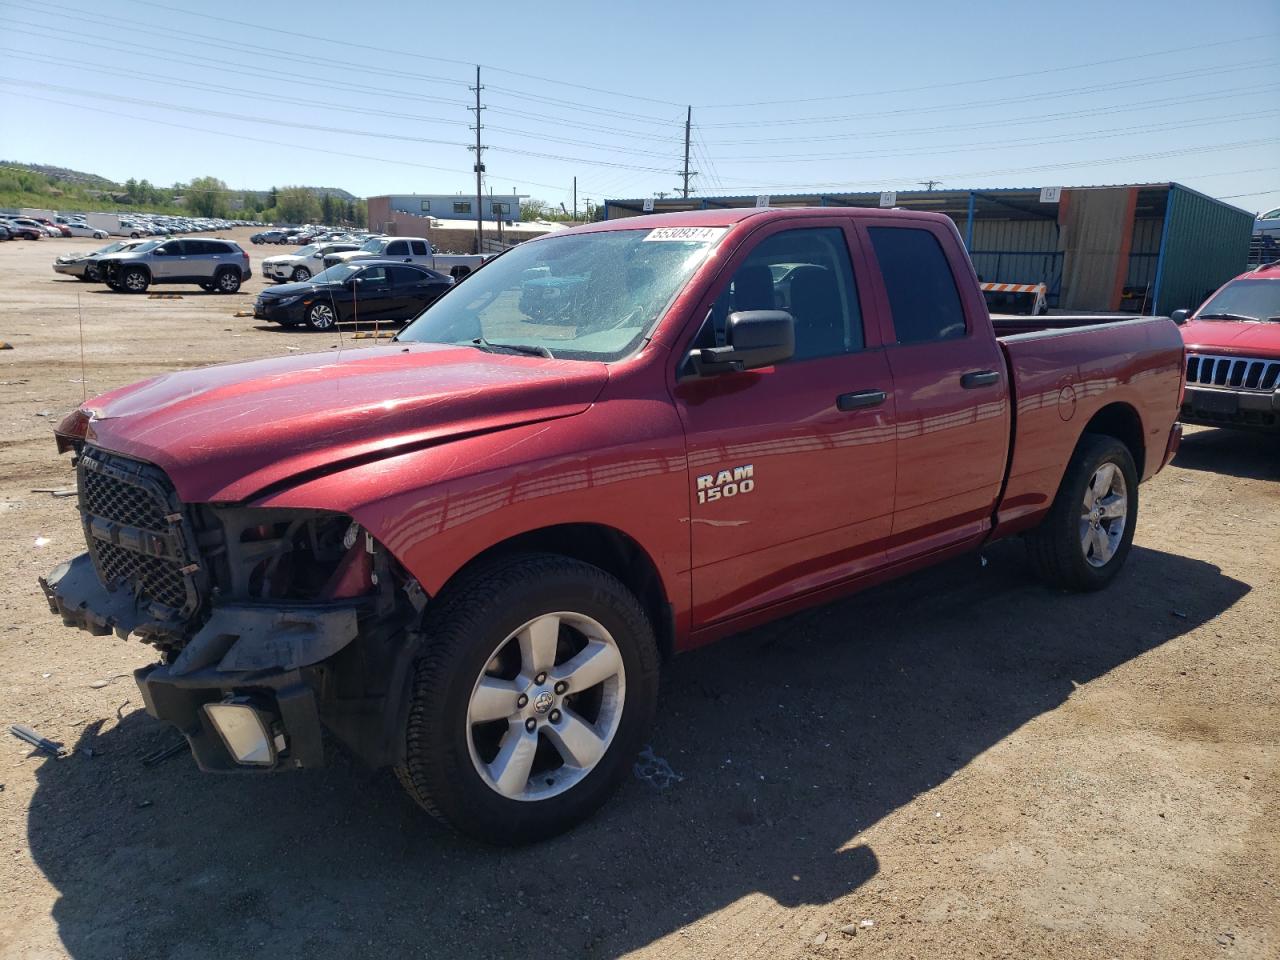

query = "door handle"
[[836, 389, 887, 411], [960, 370, 1000, 389]]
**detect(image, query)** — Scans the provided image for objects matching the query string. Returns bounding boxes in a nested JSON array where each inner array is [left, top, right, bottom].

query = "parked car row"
[[251, 224, 363, 245]]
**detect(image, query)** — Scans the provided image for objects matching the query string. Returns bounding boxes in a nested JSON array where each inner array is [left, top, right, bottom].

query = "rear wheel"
[[395, 554, 659, 844], [291, 266, 311, 282], [122, 267, 149, 293], [1026, 434, 1138, 591], [306, 302, 337, 330], [214, 269, 241, 294]]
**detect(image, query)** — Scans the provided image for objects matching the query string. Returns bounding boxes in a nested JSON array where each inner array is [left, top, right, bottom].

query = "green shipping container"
[[1153, 184, 1255, 315]]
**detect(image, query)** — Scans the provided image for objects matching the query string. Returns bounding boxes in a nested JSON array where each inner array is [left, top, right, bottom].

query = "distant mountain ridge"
[[1, 160, 357, 199]]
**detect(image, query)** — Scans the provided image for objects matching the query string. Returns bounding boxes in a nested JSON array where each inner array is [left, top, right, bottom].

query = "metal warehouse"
[[603, 183, 1254, 315]]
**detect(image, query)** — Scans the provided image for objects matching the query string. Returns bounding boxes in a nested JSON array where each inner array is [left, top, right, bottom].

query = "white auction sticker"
[[642, 227, 727, 242]]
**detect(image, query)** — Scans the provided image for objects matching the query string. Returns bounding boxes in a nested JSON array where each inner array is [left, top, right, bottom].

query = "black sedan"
[[253, 260, 454, 331]]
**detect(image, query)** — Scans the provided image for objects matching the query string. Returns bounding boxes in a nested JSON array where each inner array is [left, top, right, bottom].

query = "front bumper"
[[53, 260, 86, 277], [252, 295, 308, 323], [42, 553, 363, 771], [262, 262, 295, 281], [1181, 385, 1280, 432]]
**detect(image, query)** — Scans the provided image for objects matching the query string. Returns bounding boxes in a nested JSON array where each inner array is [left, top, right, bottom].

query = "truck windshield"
[[397, 227, 724, 360], [359, 238, 386, 253], [1197, 279, 1280, 322]]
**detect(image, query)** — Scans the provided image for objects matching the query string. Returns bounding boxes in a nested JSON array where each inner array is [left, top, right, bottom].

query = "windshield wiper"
[[1197, 312, 1259, 322], [471, 337, 554, 359]]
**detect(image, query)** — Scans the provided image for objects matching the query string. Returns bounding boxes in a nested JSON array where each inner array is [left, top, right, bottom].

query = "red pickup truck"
[[1172, 260, 1280, 432], [40, 207, 1184, 843]]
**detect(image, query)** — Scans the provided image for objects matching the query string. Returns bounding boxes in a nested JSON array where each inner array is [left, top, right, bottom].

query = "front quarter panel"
[[252, 361, 693, 641]]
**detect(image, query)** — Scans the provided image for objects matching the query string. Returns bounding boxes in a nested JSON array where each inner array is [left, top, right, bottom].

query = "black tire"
[[305, 301, 338, 331], [291, 266, 311, 282], [1026, 434, 1139, 592], [395, 553, 660, 844], [121, 267, 149, 293], [214, 269, 241, 294]]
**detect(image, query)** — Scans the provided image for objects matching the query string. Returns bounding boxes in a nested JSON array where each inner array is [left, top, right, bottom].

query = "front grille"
[[1186, 353, 1280, 392], [78, 448, 201, 618], [95, 540, 189, 608], [82, 465, 169, 531]]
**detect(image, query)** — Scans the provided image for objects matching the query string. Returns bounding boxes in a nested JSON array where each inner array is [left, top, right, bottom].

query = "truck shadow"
[[25, 541, 1247, 960], [1172, 426, 1280, 481]]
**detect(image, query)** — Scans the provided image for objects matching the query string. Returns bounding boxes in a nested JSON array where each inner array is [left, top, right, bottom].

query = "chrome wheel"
[[292, 266, 311, 282], [217, 271, 240, 293], [1080, 462, 1127, 568], [124, 270, 147, 291], [308, 303, 336, 329], [465, 612, 626, 802]]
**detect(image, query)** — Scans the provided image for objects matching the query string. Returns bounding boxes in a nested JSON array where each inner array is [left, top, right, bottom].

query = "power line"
[[699, 31, 1279, 108], [695, 58, 1280, 128]]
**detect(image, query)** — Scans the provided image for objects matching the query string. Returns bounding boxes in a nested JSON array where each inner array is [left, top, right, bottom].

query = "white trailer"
[[84, 213, 148, 238], [20, 207, 57, 223]]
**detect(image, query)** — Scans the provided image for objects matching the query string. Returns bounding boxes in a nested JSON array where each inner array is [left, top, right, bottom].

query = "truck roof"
[[575, 205, 958, 233]]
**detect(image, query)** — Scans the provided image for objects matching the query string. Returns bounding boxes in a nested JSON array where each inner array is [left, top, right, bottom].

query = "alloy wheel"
[[465, 612, 626, 802], [1079, 462, 1127, 567]]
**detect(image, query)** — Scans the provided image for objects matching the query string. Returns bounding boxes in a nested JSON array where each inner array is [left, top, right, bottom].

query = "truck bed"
[[993, 314, 1184, 536]]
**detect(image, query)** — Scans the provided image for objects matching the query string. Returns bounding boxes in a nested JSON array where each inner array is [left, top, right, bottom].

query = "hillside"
[[0, 160, 360, 218]]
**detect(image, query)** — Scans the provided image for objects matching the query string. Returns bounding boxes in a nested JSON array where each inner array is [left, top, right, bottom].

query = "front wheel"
[[214, 270, 241, 294], [1025, 434, 1139, 591], [291, 266, 311, 282], [395, 554, 659, 844], [306, 302, 337, 330], [121, 267, 149, 293]]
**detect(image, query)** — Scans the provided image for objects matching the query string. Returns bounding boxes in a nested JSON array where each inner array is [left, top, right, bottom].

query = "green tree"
[[268, 185, 279, 209], [276, 186, 321, 224], [320, 192, 337, 225], [520, 198, 549, 221], [186, 175, 229, 217], [122, 178, 140, 204]]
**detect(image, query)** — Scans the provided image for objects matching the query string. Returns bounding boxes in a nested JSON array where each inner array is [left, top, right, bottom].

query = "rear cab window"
[[868, 226, 968, 343]]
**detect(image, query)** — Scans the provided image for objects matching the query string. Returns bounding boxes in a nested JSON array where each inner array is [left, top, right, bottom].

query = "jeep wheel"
[[122, 267, 149, 293], [396, 554, 659, 844], [306, 302, 337, 330], [1026, 433, 1139, 592], [214, 269, 241, 294], [291, 266, 311, 282]]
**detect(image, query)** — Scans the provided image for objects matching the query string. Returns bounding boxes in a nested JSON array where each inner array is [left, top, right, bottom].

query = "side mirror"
[[693, 310, 795, 375], [1170, 308, 1191, 325], [154, 247, 167, 255]]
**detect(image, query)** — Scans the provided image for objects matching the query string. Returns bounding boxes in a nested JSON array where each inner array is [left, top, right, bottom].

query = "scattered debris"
[[633, 745, 684, 789], [51, 489, 76, 497], [79, 746, 95, 759], [860, 919, 875, 929], [838, 923, 860, 937], [9, 724, 64, 757], [812, 931, 828, 946], [89, 674, 131, 689], [141, 738, 186, 767], [33, 536, 51, 547], [148, 293, 183, 299], [30, 488, 58, 493], [136, 799, 153, 808], [0, 341, 13, 350], [1172, 610, 1188, 619], [232, 311, 253, 317]]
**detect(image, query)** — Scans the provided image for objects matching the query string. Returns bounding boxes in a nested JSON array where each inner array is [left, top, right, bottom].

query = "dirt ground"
[[0, 230, 1277, 960]]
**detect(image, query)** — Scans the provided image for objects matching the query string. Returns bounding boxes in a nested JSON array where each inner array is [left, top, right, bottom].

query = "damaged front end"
[[40, 443, 426, 773]]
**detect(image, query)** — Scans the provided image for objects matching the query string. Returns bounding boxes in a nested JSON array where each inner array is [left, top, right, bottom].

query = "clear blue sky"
[[1, 0, 1277, 215]]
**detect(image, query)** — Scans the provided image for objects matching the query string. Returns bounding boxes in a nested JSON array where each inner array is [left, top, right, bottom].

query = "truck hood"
[[83, 343, 609, 503], [1182, 319, 1280, 359]]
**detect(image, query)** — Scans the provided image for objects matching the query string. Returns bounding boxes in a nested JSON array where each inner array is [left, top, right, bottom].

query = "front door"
[[673, 221, 898, 627], [149, 240, 185, 279], [348, 265, 394, 322]]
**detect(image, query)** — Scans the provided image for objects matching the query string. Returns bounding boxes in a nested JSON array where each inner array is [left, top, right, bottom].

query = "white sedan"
[[63, 223, 110, 239]]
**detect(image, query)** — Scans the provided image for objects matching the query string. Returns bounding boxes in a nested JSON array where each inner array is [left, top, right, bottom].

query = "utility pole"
[[680, 105, 697, 199], [918, 179, 942, 191], [572, 176, 577, 223], [469, 65, 485, 254]]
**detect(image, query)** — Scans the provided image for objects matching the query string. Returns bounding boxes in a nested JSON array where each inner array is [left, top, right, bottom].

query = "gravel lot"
[[1, 230, 1277, 960]]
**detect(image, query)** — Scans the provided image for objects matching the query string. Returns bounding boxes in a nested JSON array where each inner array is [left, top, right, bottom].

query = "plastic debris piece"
[[34, 536, 51, 547], [89, 674, 131, 689], [141, 739, 186, 767], [633, 745, 684, 789], [860, 919, 875, 929], [9, 724, 64, 757]]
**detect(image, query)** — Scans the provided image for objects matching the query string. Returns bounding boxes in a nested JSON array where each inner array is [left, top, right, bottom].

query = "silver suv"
[[100, 238, 252, 294]]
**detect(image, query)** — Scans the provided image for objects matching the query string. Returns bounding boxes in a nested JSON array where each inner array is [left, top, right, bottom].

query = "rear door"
[[384, 239, 412, 263], [409, 239, 431, 266], [673, 220, 898, 627], [856, 219, 1010, 562]]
